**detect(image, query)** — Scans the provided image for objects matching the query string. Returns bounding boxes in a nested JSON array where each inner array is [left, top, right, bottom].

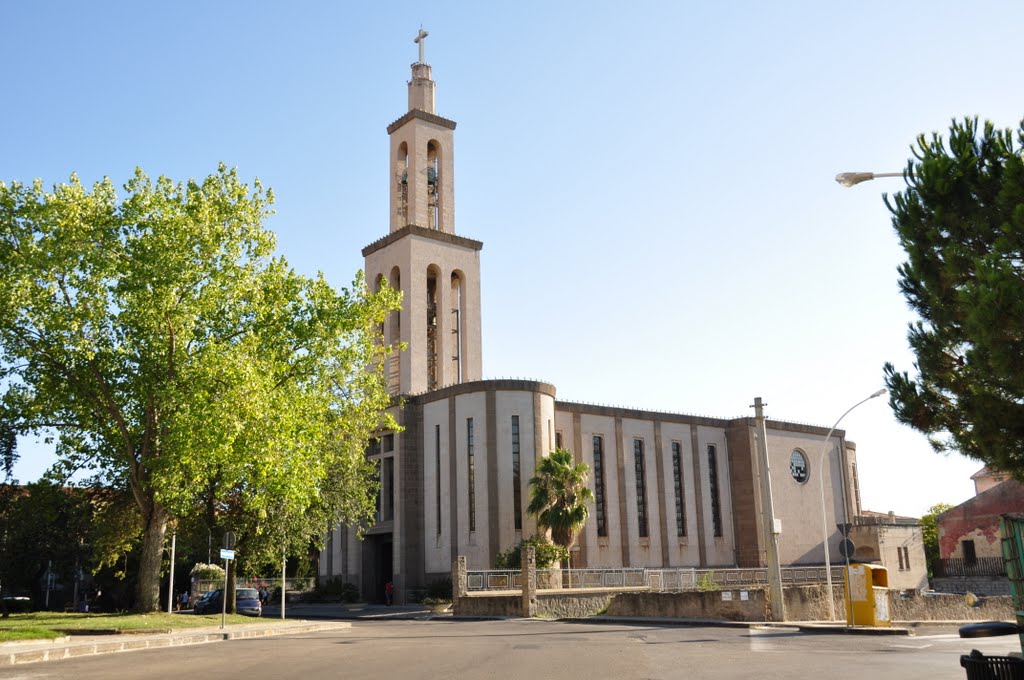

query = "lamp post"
[[818, 388, 887, 622], [834, 171, 903, 187]]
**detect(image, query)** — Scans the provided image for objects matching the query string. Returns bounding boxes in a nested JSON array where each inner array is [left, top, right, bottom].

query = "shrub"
[[696, 572, 719, 592], [190, 563, 225, 581], [425, 577, 453, 602], [495, 535, 569, 570]]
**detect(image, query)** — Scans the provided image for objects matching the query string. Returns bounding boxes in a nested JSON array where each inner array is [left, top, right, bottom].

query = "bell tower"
[[363, 30, 483, 395]]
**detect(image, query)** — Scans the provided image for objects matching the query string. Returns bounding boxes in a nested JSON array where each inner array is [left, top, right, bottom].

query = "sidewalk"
[[0, 603, 450, 667], [0, 618, 350, 667]]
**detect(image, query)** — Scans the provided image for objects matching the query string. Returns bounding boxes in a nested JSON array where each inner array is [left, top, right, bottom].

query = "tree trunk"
[[134, 500, 168, 612]]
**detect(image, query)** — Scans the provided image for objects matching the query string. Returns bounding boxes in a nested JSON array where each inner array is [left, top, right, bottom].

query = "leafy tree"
[[919, 502, 954, 576], [0, 481, 95, 613], [526, 448, 594, 551], [883, 117, 1024, 476], [0, 166, 400, 611]]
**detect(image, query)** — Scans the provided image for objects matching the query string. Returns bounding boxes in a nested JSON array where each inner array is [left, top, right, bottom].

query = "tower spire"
[[407, 27, 435, 114]]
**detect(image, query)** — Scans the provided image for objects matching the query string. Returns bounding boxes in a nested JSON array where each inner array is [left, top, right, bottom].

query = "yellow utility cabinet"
[[845, 564, 890, 627]]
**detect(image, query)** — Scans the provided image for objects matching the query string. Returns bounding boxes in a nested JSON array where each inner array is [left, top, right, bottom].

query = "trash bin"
[[960, 650, 1024, 680], [845, 563, 890, 626]]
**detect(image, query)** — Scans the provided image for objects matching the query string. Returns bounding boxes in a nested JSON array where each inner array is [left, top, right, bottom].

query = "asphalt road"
[[1, 619, 1017, 680]]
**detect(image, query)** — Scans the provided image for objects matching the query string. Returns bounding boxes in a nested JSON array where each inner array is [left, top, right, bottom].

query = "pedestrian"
[[384, 581, 394, 606], [179, 591, 189, 611]]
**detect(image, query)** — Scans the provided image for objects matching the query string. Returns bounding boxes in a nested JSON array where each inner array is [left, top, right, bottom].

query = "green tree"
[[919, 502, 954, 576], [883, 117, 1024, 476], [0, 481, 95, 614], [0, 166, 400, 611], [526, 448, 594, 552]]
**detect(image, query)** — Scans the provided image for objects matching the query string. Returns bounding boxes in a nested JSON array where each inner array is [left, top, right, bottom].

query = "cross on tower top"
[[414, 27, 429, 63]]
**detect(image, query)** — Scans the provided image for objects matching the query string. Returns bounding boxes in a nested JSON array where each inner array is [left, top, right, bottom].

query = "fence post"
[[521, 545, 536, 618]]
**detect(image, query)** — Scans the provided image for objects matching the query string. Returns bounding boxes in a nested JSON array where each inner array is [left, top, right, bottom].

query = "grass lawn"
[[0, 611, 262, 643]]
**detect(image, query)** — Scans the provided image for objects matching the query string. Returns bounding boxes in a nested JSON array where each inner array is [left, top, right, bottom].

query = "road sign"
[[224, 531, 236, 550], [220, 548, 235, 560], [836, 523, 853, 537], [838, 539, 855, 558]]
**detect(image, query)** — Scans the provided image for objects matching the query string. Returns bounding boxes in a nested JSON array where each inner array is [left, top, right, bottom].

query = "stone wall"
[[890, 591, 1013, 621], [454, 586, 1014, 622], [607, 586, 834, 621]]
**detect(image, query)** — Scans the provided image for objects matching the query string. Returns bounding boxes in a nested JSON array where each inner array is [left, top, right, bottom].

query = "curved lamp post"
[[834, 171, 903, 187], [819, 388, 887, 621]]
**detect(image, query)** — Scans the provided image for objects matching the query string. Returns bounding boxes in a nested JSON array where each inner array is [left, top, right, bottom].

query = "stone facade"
[[938, 481, 1024, 560], [850, 514, 928, 591]]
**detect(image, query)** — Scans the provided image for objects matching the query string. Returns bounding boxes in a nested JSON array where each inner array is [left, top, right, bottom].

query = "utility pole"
[[167, 532, 176, 613], [753, 397, 786, 621]]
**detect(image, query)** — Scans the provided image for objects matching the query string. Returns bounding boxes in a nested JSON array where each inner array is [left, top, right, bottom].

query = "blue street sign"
[[220, 548, 235, 560]]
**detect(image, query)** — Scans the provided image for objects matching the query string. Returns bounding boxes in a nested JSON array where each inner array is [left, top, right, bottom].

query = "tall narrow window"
[[396, 141, 409, 223], [707, 444, 723, 537], [672, 442, 686, 537], [387, 266, 401, 396], [382, 457, 394, 522], [435, 424, 442, 536], [467, 418, 476, 533], [426, 267, 439, 390], [634, 439, 648, 538], [450, 272, 462, 383], [427, 141, 440, 230], [593, 435, 608, 537], [511, 416, 522, 530], [555, 432, 563, 450]]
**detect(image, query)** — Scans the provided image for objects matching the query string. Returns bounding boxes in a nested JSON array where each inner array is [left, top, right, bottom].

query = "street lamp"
[[818, 388, 887, 622], [834, 171, 903, 187]]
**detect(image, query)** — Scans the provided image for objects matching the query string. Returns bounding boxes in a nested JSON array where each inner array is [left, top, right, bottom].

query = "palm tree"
[[527, 448, 594, 552]]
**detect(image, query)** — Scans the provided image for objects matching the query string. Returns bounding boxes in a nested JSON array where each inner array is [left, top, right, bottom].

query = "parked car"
[[194, 588, 262, 617], [2, 594, 32, 613], [192, 590, 218, 614]]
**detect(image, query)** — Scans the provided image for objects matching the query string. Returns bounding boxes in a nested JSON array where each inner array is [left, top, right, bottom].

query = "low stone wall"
[[607, 586, 834, 621], [454, 586, 1014, 621], [456, 592, 521, 617], [890, 591, 1013, 621], [536, 590, 617, 618]]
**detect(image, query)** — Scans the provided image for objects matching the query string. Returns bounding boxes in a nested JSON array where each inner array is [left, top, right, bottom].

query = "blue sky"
[[3, 1, 1022, 516]]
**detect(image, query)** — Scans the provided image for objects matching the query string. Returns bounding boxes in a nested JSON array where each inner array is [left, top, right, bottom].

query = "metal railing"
[[466, 565, 845, 593], [933, 557, 1006, 578], [467, 570, 522, 591]]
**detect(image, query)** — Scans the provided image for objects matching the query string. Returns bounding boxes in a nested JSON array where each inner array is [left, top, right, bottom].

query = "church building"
[[319, 38, 863, 603]]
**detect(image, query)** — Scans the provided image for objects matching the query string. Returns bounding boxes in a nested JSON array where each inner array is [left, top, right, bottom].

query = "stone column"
[[521, 545, 537, 618], [453, 556, 467, 614]]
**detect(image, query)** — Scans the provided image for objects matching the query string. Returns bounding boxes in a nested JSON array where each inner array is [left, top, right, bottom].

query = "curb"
[[560, 615, 913, 635], [0, 621, 349, 667]]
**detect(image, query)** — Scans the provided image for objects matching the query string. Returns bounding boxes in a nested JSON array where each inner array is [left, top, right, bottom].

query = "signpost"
[[220, 539, 236, 629]]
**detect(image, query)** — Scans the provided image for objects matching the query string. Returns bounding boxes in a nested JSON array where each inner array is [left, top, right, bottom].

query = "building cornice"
[[386, 109, 457, 134], [406, 379, 557, 404], [362, 224, 483, 257]]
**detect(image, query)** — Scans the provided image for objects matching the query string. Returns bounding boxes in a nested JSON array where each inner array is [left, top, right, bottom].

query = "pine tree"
[[884, 117, 1024, 476]]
